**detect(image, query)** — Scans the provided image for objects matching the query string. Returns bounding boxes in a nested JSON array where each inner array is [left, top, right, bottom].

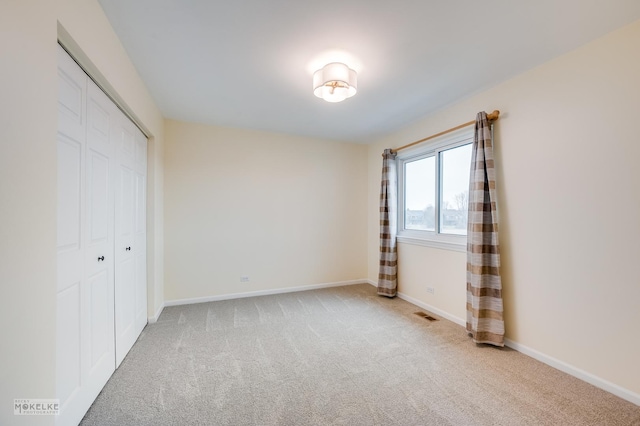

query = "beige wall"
[[0, 3, 57, 425], [0, 1, 164, 424], [368, 20, 640, 397], [164, 120, 368, 301]]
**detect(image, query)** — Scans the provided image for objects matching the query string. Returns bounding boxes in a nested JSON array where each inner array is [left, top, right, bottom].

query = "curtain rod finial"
[[487, 110, 500, 121]]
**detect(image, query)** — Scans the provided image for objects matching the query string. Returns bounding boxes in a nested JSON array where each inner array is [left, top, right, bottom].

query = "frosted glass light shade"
[[313, 62, 357, 102]]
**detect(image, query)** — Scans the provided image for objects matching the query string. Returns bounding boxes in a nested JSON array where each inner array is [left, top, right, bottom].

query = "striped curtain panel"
[[378, 149, 398, 297], [466, 112, 505, 347]]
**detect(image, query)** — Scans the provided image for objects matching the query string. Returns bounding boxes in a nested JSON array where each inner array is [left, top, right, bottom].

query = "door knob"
[[97, 256, 105, 262], [126, 247, 131, 251]]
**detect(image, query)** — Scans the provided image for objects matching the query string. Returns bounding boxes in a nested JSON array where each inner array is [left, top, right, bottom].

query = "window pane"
[[404, 156, 435, 231], [440, 144, 472, 235]]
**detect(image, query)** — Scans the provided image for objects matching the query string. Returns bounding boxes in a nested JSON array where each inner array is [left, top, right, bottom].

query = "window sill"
[[397, 233, 466, 253]]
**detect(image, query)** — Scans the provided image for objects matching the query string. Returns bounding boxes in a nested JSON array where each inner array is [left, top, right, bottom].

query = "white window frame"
[[396, 128, 474, 252]]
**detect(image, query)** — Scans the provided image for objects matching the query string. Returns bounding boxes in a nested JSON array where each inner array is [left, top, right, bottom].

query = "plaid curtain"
[[466, 112, 505, 346], [378, 149, 398, 297]]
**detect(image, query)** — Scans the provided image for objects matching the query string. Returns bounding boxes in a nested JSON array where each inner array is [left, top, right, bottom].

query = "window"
[[397, 130, 473, 251], [404, 156, 435, 231]]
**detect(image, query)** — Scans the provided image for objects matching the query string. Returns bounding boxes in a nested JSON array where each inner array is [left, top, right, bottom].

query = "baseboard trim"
[[367, 279, 466, 326], [504, 338, 640, 406], [147, 302, 165, 324], [160, 277, 640, 406], [163, 279, 369, 308], [368, 278, 639, 406], [396, 291, 466, 327]]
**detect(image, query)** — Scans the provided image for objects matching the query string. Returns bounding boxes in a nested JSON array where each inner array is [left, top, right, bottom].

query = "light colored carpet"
[[81, 284, 640, 425]]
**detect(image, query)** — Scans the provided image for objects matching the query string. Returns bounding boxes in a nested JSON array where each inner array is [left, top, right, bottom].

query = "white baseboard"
[[163, 279, 369, 307], [367, 279, 466, 326], [157, 277, 640, 406], [147, 302, 165, 324], [368, 278, 639, 406], [396, 291, 466, 327], [504, 338, 640, 406]]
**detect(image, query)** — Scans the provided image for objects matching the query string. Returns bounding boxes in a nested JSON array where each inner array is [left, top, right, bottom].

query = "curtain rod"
[[387, 110, 500, 155]]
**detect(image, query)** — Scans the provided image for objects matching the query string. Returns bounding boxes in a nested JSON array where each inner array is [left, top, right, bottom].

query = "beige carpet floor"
[[81, 284, 640, 425]]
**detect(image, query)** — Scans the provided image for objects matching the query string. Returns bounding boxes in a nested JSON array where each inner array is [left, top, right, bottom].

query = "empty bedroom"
[[1, 0, 640, 425]]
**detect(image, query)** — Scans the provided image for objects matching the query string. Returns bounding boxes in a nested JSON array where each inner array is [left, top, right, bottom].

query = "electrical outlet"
[[240, 276, 249, 283], [426, 287, 435, 294]]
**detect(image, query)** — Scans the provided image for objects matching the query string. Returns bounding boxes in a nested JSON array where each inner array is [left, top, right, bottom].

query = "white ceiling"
[[98, 0, 640, 143]]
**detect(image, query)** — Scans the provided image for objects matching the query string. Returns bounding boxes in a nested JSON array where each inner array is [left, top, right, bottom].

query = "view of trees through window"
[[405, 156, 435, 231], [404, 143, 472, 235]]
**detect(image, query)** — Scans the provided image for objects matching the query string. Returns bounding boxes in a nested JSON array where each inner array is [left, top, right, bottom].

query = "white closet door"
[[114, 114, 140, 366], [57, 45, 149, 425], [56, 44, 87, 424], [56, 45, 116, 426], [84, 79, 116, 378]]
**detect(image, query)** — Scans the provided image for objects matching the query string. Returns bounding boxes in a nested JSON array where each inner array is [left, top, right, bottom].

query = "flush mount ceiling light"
[[313, 62, 357, 103]]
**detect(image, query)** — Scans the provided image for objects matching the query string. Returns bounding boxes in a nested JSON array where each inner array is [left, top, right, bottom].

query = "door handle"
[[126, 247, 131, 251], [97, 256, 105, 262]]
